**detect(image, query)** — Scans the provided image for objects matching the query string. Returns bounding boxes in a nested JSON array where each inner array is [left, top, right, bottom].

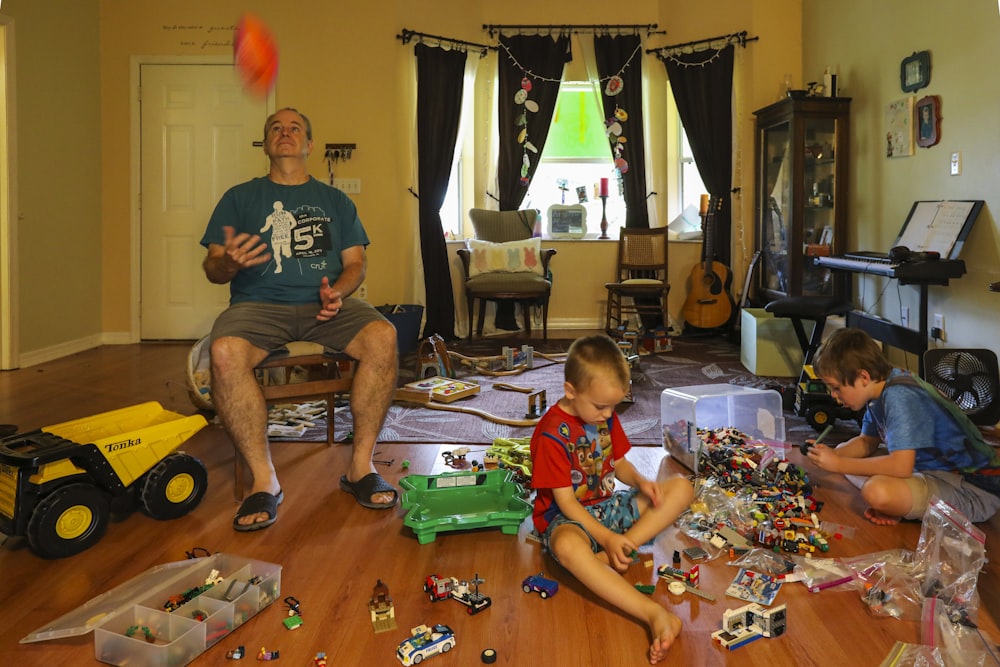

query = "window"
[[679, 121, 707, 216], [523, 82, 624, 239]]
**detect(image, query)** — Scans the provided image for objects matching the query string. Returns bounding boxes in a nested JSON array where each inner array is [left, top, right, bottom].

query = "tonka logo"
[[104, 438, 142, 453]]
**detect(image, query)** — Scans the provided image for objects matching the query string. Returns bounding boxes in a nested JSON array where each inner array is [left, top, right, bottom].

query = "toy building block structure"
[[424, 573, 492, 615], [526, 389, 547, 419], [369, 579, 398, 633], [225, 645, 245, 659], [396, 624, 456, 665], [257, 647, 280, 660], [0, 401, 208, 559], [711, 603, 787, 650], [521, 572, 559, 599]]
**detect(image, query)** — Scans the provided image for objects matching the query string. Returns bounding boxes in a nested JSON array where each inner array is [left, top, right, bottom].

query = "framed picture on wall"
[[916, 95, 940, 148], [885, 97, 915, 158], [900, 51, 931, 92]]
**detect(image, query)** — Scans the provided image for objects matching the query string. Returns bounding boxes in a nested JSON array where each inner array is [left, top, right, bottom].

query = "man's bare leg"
[[550, 526, 682, 664], [343, 319, 398, 505], [210, 336, 276, 526]]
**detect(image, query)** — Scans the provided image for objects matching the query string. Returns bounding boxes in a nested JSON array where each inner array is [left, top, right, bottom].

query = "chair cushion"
[[466, 271, 550, 296], [466, 238, 545, 277]]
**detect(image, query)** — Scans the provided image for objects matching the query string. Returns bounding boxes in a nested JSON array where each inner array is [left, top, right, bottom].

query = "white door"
[[140, 63, 269, 339]]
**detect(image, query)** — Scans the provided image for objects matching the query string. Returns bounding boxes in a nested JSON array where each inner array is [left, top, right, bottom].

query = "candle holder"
[[599, 195, 609, 239]]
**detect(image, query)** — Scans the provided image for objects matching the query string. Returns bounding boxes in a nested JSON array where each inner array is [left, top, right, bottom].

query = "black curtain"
[[415, 43, 466, 340], [594, 34, 649, 229], [497, 34, 569, 209], [662, 44, 734, 266]]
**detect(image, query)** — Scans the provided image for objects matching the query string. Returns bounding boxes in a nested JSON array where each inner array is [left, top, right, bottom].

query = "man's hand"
[[317, 276, 343, 321], [221, 225, 271, 270]]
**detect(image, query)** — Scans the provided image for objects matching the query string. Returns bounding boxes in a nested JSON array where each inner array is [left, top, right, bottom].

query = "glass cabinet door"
[[802, 117, 837, 295], [761, 120, 791, 295]]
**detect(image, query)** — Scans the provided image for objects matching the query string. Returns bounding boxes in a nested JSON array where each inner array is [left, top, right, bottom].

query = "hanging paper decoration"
[[605, 75, 624, 96], [514, 71, 536, 186]]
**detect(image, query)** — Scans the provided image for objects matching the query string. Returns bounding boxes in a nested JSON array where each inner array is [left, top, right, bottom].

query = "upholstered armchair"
[[456, 209, 556, 340]]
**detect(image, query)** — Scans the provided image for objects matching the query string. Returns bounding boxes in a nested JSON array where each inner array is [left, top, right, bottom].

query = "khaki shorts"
[[210, 298, 387, 355], [902, 471, 1000, 523]]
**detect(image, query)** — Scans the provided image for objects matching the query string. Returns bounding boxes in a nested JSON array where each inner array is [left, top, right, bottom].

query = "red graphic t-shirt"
[[529, 403, 631, 533]]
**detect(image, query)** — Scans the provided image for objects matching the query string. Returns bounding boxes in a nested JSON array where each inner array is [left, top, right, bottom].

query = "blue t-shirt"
[[862, 368, 992, 472], [201, 176, 369, 305]]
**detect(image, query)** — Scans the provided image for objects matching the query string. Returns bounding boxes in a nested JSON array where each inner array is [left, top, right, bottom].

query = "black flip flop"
[[233, 489, 284, 532], [340, 473, 398, 509]]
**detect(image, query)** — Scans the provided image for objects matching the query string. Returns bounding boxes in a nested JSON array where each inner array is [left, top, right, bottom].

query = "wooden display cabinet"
[[753, 96, 851, 302]]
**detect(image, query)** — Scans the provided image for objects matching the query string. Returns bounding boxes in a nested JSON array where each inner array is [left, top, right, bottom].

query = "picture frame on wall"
[[885, 97, 915, 158], [916, 95, 940, 148], [900, 51, 931, 93]]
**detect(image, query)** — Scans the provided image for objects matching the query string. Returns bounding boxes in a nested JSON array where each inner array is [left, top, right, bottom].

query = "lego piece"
[[396, 624, 456, 665], [712, 603, 787, 651], [226, 645, 246, 659], [521, 572, 559, 599], [424, 573, 492, 614], [370, 579, 398, 633]]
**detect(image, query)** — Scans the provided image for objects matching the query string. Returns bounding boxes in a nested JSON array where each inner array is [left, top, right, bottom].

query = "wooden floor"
[[1, 341, 999, 666]]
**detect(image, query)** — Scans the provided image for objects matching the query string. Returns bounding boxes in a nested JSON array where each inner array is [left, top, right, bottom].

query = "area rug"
[[271, 335, 852, 447]]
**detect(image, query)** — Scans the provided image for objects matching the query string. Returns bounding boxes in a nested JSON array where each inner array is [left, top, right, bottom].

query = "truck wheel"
[[27, 483, 110, 558], [805, 405, 832, 431], [140, 453, 208, 520]]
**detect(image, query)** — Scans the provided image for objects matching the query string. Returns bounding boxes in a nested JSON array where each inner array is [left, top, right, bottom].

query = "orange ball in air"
[[233, 13, 278, 97]]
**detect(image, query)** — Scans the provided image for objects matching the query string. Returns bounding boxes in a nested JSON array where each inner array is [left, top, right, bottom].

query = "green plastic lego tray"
[[399, 468, 532, 544]]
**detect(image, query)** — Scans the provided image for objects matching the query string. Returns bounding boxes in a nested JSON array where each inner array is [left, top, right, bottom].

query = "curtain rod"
[[397, 28, 494, 56], [646, 30, 758, 56], [483, 23, 663, 38]]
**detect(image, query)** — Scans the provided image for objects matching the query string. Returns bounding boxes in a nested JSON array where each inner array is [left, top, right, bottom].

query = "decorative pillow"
[[466, 238, 544, 277]]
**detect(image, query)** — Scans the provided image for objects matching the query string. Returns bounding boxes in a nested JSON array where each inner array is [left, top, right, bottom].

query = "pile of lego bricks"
[[695, 427, 831, 555]]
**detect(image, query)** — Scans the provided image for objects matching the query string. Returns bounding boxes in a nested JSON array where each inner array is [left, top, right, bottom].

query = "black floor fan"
[[923, 348, 1000, 426]]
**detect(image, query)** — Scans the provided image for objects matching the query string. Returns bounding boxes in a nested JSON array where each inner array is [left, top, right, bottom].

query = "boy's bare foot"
[[864, 507, 902, 525], [648, 607, 682, 664]]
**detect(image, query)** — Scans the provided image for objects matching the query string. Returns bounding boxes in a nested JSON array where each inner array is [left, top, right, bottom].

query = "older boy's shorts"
[[210, 298, 386, 355], [541, 489, 640, 564], [904, 471, 1000, 523]]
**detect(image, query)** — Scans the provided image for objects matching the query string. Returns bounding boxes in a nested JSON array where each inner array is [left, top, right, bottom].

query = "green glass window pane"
[[544, 88, 609, 159]]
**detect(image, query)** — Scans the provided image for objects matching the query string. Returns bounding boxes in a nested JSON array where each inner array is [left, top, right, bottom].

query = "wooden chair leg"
[[476, 300, 487, 337], [234, 452, 245, 502], [521, 301, 532, 337], [325, 392, 336, 445]]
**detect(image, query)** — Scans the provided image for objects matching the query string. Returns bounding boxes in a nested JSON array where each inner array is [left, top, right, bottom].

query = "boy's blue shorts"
[[541, 489, 640, 564]]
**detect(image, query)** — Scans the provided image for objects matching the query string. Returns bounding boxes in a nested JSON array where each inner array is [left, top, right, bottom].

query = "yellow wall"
[[2, 0, 102, 357], [802, 0, 1000, 363], [21, 2, 997, 365]]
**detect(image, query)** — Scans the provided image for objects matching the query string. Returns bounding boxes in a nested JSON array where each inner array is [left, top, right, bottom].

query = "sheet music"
[[895, 201, 975, 255]]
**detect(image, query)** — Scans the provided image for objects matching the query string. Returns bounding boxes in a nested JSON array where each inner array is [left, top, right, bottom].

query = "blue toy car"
[[396, 624, 456, 665], [521, 572, 559, 599]]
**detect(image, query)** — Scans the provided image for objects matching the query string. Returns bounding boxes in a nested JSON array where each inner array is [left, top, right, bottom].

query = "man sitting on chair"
[[201, 107, 398, 531]]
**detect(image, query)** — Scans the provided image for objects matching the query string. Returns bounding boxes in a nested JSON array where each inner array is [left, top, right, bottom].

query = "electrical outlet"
[[356, 284, 367, 301], [901, 306, 910, 329], [932, 313, 945, 341]]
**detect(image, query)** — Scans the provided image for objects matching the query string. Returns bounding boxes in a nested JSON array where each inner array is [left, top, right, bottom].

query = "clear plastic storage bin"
[[661, 384, 785, 472], [22, 553, 281, 667]]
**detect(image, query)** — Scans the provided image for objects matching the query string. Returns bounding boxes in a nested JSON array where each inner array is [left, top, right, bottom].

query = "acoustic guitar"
[[682, 196, 735, 330]]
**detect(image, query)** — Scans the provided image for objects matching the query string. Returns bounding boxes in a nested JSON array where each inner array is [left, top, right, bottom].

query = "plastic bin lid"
[[20, 556, 210, 643]]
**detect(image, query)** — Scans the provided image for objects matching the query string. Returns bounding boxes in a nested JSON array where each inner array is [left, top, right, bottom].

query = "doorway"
[[135, 58, 270, 340]]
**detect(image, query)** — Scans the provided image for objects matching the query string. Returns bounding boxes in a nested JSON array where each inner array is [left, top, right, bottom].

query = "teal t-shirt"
[[201, 176, 369, 304]]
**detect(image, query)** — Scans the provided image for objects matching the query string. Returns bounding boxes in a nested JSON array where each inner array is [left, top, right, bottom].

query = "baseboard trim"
[[16, 331, 134, 369]]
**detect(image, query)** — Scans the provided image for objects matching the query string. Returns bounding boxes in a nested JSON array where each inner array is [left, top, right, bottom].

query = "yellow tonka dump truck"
[[0, 401, 208, 558]]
